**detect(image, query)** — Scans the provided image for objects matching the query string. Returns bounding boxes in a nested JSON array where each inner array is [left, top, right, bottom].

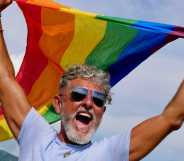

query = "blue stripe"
[[131, 20, 175, 34], [109, 22, 176, 86]]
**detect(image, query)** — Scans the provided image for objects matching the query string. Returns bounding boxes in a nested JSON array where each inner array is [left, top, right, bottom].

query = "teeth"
[[79, 113, 91, 118]]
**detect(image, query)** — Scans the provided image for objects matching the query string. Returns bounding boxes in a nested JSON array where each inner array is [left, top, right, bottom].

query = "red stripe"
[[16, 2, 48, 95], [171, 26, 184, 38], [16, 0, 28, 2], [0, 106, 4, 116]]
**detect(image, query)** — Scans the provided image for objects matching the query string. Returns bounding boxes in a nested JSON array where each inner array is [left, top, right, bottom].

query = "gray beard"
[[62, 110, 101, 145]]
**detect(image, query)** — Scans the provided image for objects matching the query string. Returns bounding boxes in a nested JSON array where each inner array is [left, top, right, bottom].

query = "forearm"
[[0, 52, 31, 138], [0, 12, 31, 138], [129, 114, 173, 161], [0, 13, 15, 110]]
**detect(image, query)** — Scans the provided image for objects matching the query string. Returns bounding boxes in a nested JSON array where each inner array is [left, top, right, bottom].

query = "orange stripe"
[[40, 7, 75, 64], [27, 7, 75, 108], [27, 63, 64, 108], [0, 115, 4, 120]]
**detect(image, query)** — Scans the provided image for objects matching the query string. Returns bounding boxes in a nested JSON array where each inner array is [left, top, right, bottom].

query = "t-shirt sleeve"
[[113, 127, 131, 161], [17, 107, 56, 146], [104, 127, 132, 161]]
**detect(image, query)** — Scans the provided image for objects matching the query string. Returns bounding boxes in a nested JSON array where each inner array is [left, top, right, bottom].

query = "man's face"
[[59, 78, 106, 144]]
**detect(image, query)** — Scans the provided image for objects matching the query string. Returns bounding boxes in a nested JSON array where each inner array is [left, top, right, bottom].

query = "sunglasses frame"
[[70, 87, 106, 108]]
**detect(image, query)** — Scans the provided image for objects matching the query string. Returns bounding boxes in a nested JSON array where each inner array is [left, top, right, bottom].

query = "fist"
[[0, 0, 12, 12]]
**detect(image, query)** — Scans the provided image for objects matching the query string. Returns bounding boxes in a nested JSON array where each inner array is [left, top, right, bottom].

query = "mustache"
[[62, 107, 96, 122]]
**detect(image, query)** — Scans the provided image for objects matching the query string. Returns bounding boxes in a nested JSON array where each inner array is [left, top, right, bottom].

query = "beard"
[[61, 107, 102, 145]]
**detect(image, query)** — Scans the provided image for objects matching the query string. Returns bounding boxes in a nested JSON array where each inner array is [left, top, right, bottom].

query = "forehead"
[[66, 78, 104, 91]]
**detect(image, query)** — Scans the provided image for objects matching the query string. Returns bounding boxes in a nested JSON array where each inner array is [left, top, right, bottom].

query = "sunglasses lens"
[[93, 97, 105, 107], [93, 91, 106, 107], [71, 91, 86, 102], [71, 88, 87, 102]]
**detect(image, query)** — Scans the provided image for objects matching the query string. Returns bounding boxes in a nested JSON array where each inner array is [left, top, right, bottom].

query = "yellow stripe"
[[60, 7, 97, 17], [60, 13, 107, 69], [0, 119, 13, 141], [38, 104, 49, 115]]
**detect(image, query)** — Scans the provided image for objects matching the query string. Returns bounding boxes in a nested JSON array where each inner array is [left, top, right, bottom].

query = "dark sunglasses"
[[70, 87, 106, 107]]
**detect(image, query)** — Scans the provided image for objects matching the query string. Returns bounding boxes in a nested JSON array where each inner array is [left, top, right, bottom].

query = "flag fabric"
[[0, 0, 184, 141]]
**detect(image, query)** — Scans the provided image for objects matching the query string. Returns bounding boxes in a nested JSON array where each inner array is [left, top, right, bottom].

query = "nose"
[[82, 91, 93, 109]]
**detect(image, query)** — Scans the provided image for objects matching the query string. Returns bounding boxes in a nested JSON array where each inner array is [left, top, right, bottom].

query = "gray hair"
[[59, 64, 111, 104]]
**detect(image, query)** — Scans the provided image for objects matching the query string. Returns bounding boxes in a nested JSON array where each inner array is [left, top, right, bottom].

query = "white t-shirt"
[[18, 108, 131, 161]]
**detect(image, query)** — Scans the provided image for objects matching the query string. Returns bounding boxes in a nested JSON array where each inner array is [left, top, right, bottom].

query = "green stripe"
[[85, 15, 138, 70], [96, 16, 137, 26], [43, 105, 61, 124]]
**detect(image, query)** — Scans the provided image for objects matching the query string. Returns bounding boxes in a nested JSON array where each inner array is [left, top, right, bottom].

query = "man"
[[1, 0, 184, 161]]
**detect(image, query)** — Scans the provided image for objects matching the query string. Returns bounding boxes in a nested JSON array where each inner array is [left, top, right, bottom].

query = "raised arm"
[[0, 0, 31, 138], [129, 80, 184, 161]]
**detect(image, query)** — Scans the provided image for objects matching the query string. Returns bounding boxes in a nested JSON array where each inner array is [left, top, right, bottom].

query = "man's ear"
[[52, 95, 62, 114]]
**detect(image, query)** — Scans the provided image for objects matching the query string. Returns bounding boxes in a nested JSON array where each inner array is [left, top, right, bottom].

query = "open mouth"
[[74, 112, 93, 133], [76, 112, 93, 124]]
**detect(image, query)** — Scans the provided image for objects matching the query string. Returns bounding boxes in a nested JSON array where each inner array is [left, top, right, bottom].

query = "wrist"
[[161, 107, 183, 131]]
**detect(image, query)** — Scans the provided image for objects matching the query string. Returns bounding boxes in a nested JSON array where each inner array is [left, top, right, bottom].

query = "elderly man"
[[1, 0, 184, 161]]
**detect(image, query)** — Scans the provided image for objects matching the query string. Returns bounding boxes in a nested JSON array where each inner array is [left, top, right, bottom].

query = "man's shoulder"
[[18, 107, 57, 145]]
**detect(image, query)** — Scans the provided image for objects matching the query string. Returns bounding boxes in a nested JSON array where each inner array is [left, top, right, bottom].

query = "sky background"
[[0, 0, 184, 161]]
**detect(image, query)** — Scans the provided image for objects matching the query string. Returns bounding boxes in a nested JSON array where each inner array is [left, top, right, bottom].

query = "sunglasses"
[[70, 87, 106, 107]]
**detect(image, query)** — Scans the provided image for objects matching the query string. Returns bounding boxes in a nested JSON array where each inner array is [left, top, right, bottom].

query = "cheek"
[[63, 99, 80, 114], [94, 107, 104, 120]]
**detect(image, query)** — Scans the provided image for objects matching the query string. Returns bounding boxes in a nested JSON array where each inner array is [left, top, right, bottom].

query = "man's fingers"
[[0, 0, 12, 12]]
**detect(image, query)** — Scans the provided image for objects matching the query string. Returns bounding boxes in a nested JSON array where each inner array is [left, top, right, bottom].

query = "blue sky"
[[1, 0, 184, 160]]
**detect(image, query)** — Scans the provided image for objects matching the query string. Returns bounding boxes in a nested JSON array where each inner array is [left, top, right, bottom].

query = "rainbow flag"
[[0, 0, 184, 141]]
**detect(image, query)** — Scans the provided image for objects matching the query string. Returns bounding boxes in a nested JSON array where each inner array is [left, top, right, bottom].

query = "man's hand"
[[162, 80, 184, 130], [0, 0, 12, 12]]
